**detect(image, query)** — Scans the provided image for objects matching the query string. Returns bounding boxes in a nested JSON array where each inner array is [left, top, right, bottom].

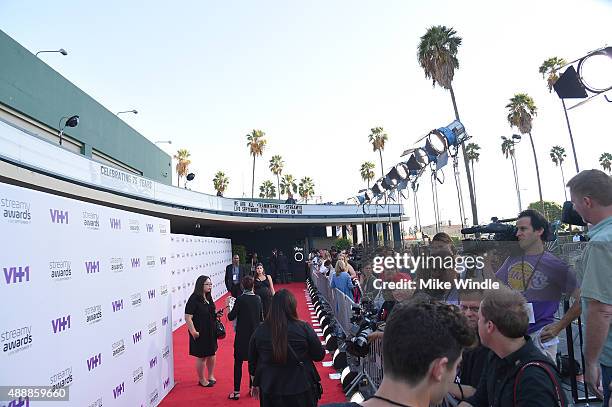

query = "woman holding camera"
[[249, 289, 325, 407], [185, 275, 218, 387]]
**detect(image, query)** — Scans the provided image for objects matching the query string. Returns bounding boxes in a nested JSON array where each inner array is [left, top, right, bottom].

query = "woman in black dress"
[[185, 275, 218, 387], [248, 289, 325, 407], [227, 275, 263, 400], [254, 263, 275, 318]]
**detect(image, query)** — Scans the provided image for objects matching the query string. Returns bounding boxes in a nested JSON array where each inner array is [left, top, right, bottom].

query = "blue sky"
[[2, 0, 611, 227]]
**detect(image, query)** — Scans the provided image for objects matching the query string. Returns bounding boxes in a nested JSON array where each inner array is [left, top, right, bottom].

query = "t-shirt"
[[496, 251, 578, 334], [576, 215, 612, 366]]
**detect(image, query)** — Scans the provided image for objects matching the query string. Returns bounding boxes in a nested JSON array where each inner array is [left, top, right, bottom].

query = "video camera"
[[461, 217, 518, 241], [345, 301, 380, 358]]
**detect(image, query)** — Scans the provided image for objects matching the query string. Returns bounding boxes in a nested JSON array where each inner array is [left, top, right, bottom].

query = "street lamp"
[[58, 115, 79, 146], [185, 173, 195, 189], [116, 109, 138, 116], [36, 49, 68, 57]]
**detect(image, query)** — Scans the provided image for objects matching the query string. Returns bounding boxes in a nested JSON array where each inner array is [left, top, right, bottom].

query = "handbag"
[[287, 328, 323, 400], [215, 316, 226, 339]]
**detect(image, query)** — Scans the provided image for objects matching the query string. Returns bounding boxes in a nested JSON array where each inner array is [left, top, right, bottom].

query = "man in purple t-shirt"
[[496, 209, 581, 363]]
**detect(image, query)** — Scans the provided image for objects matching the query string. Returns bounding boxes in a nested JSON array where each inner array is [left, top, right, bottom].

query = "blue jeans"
[[603, 364, 611, 407]]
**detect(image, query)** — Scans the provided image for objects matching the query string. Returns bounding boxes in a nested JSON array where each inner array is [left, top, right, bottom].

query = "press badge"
[[525, 303, 535, 324]]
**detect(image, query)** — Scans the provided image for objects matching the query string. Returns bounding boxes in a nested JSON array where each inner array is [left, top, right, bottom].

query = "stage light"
[[438, 120, 467, 147], [576, 46, 612, 94], [371, 179, 385, 195], [406, 148, 429, 170], [364, 190, 375, 201], [425, 129, 447, 156], [385, 163, 409, 188]]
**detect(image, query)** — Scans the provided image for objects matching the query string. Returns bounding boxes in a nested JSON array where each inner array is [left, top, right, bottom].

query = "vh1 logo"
[[147, 289, 155, 299], [50, 209, 69, 224], [3, 266, 30, 285], [149, 356, 157, 369], [52, 315, 71, 333], [146, 223, 154, 232], [87, 353, 102, 371], [109, 218, 121, 230], [6, 397, 29, 407], [112, 299, 123, 312], [132, 331, 142, 344], [85, 261, 100, 274], [113, 382, 124, 399]]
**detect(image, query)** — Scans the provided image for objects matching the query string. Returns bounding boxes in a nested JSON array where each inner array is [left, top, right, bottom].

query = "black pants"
[[260, 390, 315, 407], [234, 358, 251, 392], [277, 268, 288, 283]]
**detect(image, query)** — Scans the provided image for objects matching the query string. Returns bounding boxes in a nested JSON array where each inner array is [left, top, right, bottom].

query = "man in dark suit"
[[225, 254, 248, 298]]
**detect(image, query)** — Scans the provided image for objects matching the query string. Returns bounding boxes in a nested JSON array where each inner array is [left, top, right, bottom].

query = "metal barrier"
[[310, 269, 385, 388]]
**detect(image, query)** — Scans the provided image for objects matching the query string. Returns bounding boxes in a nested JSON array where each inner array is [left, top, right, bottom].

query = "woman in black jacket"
[[248, 289, 325, 407], [227, 275, 263, 400]]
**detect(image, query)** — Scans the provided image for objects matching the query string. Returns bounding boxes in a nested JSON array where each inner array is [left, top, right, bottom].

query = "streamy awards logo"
[[50, 366, 73, 392], [50, 260, 71, 281], [1, 325, 32, 354], [1, 197, 31, 224], [112, 339, 126, 357], [82, 211, 100, 230], [85, 305, 103, 325], [110, 257, 124, 273]]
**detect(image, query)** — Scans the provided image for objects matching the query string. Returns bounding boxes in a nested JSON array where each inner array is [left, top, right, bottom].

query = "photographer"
[[459, 287, 567, 407], [495, 209, 581, 363], [324, 297, 476, 407]]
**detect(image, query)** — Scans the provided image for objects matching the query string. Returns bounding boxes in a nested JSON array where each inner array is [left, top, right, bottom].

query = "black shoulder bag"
[[287, 327, 323, 400]]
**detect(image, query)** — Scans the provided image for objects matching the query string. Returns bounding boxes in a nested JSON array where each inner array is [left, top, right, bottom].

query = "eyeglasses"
[[460, 305, 480, 313]]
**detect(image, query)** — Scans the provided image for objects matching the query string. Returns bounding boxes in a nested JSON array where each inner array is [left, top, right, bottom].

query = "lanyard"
[[520, 252, 545, 292], [370, 395, 414, 407]]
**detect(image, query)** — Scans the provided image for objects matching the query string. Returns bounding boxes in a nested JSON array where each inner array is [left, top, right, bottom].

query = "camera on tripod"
[[346, 301, 380, 358], [460, 217, 519, 257]]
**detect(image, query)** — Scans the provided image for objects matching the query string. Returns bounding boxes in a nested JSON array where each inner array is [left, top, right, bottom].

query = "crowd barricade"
[[310, 269, 384, 388]]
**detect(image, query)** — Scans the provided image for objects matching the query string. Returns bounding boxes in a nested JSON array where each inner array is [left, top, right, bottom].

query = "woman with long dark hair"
[[248, 289, 325, 407], [227, 275, 262, 400], [254, 263, 275, 317], [185, 275, 218, 387]]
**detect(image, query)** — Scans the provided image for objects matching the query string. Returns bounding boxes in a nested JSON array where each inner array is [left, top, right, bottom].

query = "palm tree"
[[506, 93, 544, 212], [550, 146, 568, 200], [173, 149, 191, 187], [280, 174, 298, 199], [298, 177, 315, 203], [360, 161, 376, 189], [418, 25, 478, 225], [269, 155, 284, 199], [259, 180, 276, 199], [502, 138, 522, 211], [465, 143, 481, 199], [246, 129, 267, 198], [600, 153, 612, 173], [213, 171, 229, 197], [368, 127, 388, 179], [539, 57, 567, 92]]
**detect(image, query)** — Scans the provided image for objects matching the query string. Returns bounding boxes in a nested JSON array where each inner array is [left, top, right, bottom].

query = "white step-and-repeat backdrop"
[[0, 182, 174, 407], [169, 235, 232, 332]]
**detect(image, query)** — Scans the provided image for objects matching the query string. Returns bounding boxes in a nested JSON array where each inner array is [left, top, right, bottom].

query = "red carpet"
[[160, 282, 347, 406]]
